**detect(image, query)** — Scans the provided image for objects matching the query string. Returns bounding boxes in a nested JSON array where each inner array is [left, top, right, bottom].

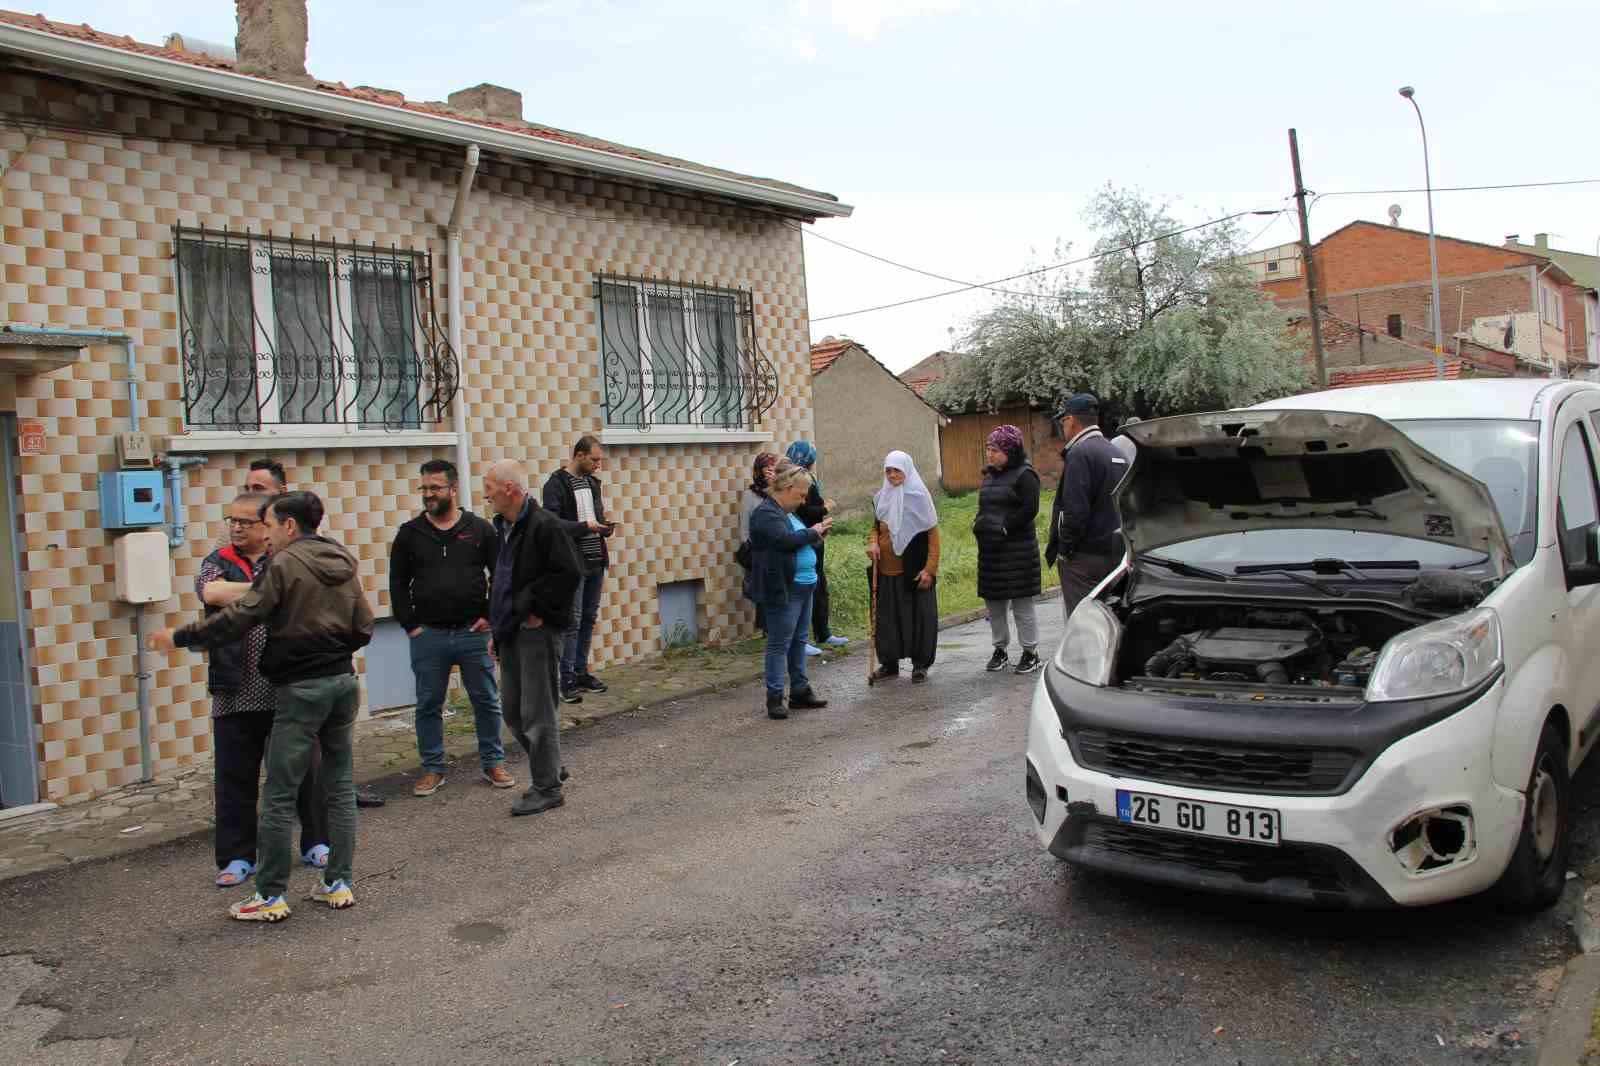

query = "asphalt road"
[[2, 609, 1595, 1065]]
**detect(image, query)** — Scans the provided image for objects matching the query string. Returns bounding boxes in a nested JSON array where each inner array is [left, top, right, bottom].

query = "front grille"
[[1072, 728, 1357, 793], [1083, 821, 1347, 891]]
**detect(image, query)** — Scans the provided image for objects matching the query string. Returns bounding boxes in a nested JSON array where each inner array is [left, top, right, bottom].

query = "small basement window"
[[1386, 314, 1403, 339]]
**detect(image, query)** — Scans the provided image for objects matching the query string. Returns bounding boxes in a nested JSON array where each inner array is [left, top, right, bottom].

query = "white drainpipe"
[[447, 144, 480, 507]]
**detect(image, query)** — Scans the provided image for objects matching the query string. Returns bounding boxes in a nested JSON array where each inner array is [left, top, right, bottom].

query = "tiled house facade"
[[0, 9, 848, 802]]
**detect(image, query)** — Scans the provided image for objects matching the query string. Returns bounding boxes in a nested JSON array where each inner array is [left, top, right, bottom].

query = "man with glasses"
[[198, 491, 328, 887], [389, 459, 511, 797]]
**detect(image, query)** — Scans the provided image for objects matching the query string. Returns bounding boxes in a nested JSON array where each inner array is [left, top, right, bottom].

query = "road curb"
[[1539, 952, 1600, 1066]]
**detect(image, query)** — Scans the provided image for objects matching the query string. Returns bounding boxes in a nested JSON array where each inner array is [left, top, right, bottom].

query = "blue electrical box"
[[98, 470, 165, 529]]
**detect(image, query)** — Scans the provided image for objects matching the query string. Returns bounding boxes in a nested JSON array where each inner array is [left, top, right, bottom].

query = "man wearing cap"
[[1044, 393, 1126, 622]]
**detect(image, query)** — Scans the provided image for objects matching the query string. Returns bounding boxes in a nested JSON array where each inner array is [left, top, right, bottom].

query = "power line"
[[1312, 177, 1600, 202], [799, 226, 1051, 299], [811, 209, 1276, 323]]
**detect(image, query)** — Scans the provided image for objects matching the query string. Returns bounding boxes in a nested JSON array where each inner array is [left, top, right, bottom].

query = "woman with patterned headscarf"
[[867, 450, 941, 682], [974, 425, 1043, 675], [785, 440, 849, 656]]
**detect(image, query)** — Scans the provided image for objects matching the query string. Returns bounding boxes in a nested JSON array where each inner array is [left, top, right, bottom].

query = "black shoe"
[[559, 765, 570, 783], [986, 648, 1010, 672], [559, 685, 583, 705], [870, 666, 899, 683], [511, 791, 565, 816], [355, 787, 385, 808], [788, 688, 828, 710], [1014, 650, 1044, 675], [577, 674, 608, 693], [766, 692, 788, 720], [911, 669, 928, 683]]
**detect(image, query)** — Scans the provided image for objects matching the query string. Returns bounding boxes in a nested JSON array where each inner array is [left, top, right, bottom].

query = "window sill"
[[165, 430, 459, 453], [600, 427, 771, 446]]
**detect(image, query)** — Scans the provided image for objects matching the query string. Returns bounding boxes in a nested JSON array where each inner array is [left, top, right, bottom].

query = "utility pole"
[[1289, 129, 1327, 387]]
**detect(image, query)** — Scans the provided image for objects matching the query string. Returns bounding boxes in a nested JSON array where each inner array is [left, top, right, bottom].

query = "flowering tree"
[[926, 185, 1309, 423]]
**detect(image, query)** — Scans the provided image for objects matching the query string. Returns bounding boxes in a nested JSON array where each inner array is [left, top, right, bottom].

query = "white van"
[[1026, 378, 1600, 907]]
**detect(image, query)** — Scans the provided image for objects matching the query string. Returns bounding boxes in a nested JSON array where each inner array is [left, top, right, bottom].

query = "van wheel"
[[1494, 722, 1571, 910]]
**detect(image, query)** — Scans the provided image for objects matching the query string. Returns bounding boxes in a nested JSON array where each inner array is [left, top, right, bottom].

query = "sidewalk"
[[0, 634, 792, 884]]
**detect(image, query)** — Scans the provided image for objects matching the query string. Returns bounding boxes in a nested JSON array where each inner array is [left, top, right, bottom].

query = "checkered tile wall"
[[0, 72, 815, 799]]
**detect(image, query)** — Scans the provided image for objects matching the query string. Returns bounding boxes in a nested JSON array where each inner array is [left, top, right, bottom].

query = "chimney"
[[235, 0, 311, 86], [1505, 234, 1520, 246], [447, 84, 524, 124], [1534, 233, 1550, 252]]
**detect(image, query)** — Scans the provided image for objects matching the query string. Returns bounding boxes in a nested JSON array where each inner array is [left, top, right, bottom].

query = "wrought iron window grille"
[[595, 273, 778, 430], [173, 225, 460, 430]]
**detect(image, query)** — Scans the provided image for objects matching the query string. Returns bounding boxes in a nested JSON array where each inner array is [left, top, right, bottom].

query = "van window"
[[1557, 422, 1599, 569]]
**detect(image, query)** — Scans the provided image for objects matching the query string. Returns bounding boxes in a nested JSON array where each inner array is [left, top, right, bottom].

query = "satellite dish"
[[1387, 204, 1403, 226]]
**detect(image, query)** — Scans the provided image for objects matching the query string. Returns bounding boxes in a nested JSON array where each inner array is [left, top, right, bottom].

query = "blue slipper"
[[301, 844, 329, 869], [215, 859, 254, 887]]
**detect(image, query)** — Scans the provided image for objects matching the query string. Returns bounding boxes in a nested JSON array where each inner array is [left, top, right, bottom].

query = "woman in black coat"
[[973, 424, 1043, 675]]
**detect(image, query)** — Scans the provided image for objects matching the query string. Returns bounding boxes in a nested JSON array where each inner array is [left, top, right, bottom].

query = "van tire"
[[1494, 721, 1571, 910]]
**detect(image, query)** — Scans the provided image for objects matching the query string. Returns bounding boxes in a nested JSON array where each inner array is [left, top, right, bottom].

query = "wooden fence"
[[938, 405, 1062, 492]]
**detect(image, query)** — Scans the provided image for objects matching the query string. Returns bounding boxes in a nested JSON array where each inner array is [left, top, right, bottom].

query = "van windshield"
[[1154, 418, 1539, 573]]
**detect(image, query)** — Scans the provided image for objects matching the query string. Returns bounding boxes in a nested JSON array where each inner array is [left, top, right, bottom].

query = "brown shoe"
[[412, 772, 445, 797], [481, 766, 515, 789]]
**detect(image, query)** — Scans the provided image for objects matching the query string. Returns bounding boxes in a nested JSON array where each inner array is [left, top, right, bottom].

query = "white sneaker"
[[804, 643, 822, 657], [825, 635, 850, 646]]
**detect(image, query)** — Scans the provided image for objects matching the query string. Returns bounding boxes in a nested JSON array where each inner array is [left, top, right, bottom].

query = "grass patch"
[[822, 488, 1058, 637]]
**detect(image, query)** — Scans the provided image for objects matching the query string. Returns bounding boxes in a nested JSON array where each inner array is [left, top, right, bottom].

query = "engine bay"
[[1116, 602, 1416, 692]]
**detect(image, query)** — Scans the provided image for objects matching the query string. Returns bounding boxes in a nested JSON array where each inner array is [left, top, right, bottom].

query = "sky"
[[58, 0, 1600, 373]]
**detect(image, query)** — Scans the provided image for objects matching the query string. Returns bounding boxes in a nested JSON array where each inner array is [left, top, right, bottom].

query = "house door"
[[0, 414, 36, 808]]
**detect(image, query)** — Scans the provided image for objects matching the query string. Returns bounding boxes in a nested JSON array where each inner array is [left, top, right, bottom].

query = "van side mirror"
[[1569, 526, 1600, 588]]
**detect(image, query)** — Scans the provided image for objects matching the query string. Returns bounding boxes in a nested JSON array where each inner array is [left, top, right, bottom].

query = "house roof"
[[809, 338, 946, 420], [898, 350, 958, 397], [1505, 241, 1600, 291], [1312, 220, 1575, 285], [0, 9, 851, 219]]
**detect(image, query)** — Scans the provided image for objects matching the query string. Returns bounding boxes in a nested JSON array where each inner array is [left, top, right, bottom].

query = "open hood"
[[1117, 409, 1513, 577]]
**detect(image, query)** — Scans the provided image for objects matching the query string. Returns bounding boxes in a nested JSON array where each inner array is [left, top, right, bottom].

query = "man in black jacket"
[[484, 460, 582, 817], [1044, 393, 1128, 622], [390, 459, 510, 798], [541, 435, 615, 704]]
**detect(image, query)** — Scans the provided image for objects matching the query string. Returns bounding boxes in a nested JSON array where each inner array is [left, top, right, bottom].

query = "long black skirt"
[[874, 573, 939, 671]]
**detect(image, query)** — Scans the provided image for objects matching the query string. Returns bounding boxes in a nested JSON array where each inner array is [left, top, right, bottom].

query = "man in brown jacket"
[[152, 491, 375, 922]]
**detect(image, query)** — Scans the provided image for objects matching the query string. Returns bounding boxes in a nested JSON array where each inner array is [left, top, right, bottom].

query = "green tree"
[[926, 185, 1309, 422]]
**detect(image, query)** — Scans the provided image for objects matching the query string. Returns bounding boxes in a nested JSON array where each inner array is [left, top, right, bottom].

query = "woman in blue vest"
[[745, 464, 834, 719]]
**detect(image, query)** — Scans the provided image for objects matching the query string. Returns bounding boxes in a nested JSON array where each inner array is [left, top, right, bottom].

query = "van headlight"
[[1053, 600, 1120, 686], [1366, 607, 1502, 703]]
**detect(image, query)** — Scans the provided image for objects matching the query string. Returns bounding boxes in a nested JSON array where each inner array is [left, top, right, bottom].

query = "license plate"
[[1115, 789, 1281, 846]]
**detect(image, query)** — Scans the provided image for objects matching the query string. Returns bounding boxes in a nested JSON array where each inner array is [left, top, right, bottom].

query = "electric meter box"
[[98, 470, 164, 528], [113, 531, 172, 603]]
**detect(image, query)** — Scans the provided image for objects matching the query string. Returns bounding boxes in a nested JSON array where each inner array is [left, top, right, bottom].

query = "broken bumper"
[[1025, 668, 1524, 907]]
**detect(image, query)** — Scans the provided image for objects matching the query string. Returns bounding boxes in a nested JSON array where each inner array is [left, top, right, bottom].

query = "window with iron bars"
[[595, 274, 778, 430], [174, 227, 459, 431]]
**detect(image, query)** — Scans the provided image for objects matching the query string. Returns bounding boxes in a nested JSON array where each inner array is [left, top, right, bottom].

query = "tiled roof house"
[[0, 2, 851, 804]]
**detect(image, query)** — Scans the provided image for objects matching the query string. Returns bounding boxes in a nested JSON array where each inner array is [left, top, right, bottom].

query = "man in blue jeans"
[[389, 459, 511, 797], [541, 435, 615, 705], [151, 491, 374, 922]]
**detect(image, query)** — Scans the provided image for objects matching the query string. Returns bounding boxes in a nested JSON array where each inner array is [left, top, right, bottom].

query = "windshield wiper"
[[1140, 555, 1229, 581], [1230, 567, 1344, 597], [1235, 557, 1421, 580]]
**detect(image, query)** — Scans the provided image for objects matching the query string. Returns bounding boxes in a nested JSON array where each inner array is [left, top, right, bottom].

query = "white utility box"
[[113, 531, 172, 604]]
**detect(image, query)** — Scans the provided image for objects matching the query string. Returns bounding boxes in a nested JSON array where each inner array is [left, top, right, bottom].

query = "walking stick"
[[867, 555, 880, 685]]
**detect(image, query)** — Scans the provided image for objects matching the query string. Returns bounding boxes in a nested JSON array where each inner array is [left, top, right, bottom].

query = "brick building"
[[1263, 221, 1583, 376], [0, 5, 850, 804], [1504, 234, 1600, 367]]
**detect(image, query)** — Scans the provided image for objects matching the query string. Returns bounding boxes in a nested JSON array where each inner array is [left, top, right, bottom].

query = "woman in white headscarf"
[[866, 450, 941, 682]]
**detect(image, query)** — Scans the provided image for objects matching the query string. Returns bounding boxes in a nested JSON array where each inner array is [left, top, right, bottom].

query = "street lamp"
[[1398, 86, 1446, 378]]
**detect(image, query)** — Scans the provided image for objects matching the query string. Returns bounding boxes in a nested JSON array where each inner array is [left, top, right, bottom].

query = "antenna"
[[1387, 204, 1403, 226]]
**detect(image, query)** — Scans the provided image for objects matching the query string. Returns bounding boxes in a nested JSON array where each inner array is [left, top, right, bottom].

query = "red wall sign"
[[18, 420, 45, 457]]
